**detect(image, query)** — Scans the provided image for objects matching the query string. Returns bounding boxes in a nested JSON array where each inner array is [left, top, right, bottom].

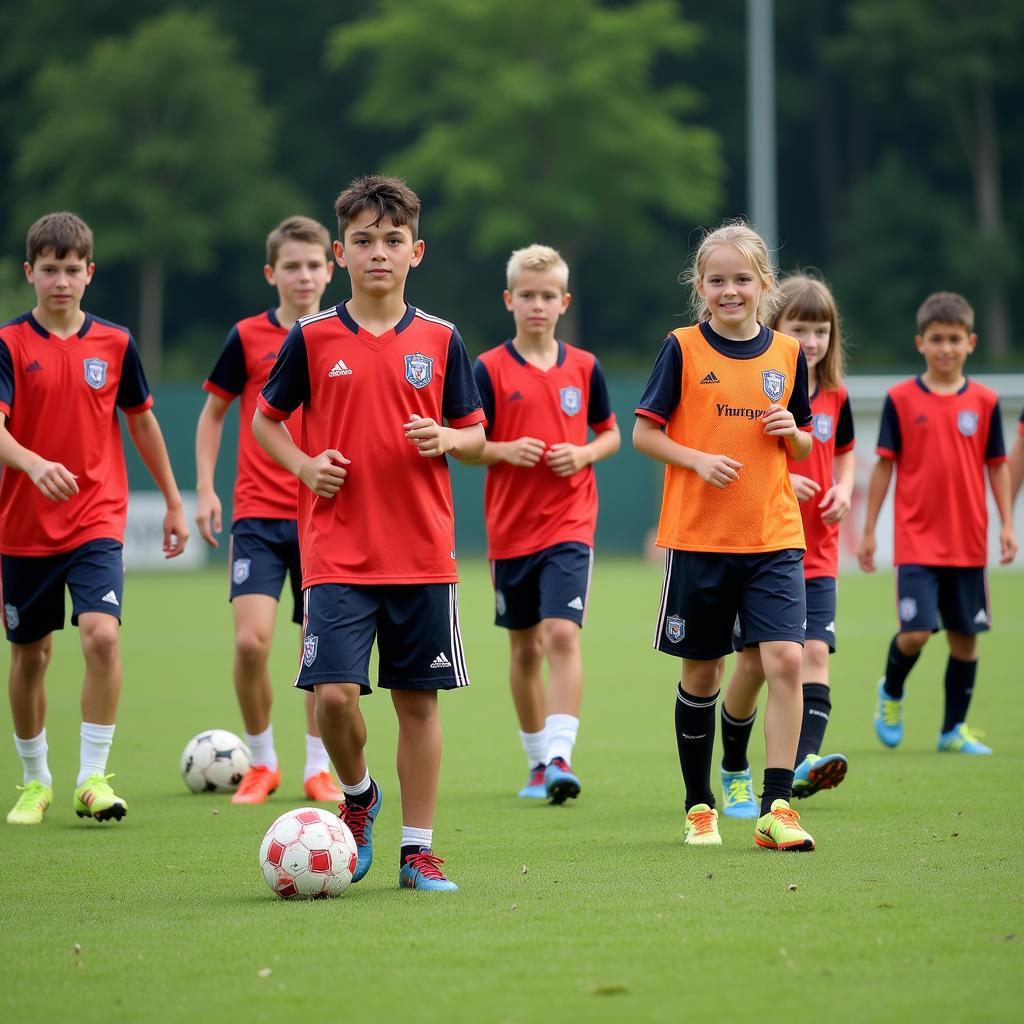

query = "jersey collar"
[[698, 321, 771, 359], [503, 338, 566, 369], [335, 301, 416, 340], [915, 374, 970, 396], [27, 311, 94, 340], [266, 307, 282, 328]]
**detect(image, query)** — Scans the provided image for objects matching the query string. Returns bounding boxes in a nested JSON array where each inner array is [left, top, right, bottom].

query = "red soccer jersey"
[[257, 303, 484, 586], [0, 312, 152, 555], [790, 386, 854, 578], [474, 340, 616, 560], [877, 377, 1006, 567], [204, 309, 301, 521]]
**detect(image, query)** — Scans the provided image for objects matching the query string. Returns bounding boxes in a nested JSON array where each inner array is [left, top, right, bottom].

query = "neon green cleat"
[[73, 773, 127, 822], [755, 799, 815, 851], [7, 781, 53, 825], [684, 803, 722, 846]]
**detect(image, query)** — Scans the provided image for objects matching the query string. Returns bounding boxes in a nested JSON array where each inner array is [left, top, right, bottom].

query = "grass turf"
[[0, 562, 1020, 1023]]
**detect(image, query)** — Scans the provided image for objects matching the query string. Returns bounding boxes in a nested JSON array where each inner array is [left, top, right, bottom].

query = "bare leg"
[[723, 647, 765, 720], [232, 594, 277, 734], [79, 612, 121, 724], [802, 639, 830, 685], [760, 640, 803, 770], [542, 618, 583, 716], [392, 690, 441, 829], [9, 636, 52, 738], [508, 626, 544, 732], [314, 683, 366, 784]]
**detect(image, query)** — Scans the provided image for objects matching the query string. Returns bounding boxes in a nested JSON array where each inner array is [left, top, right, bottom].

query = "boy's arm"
[[464, 437, 546, 467], [403, 416, 485, 461], [252, 408, 349, 497], [0, 412, 79, 500], [987, 461, 1018, 564], [124, 409, 189, 558], [546, 422, 621, 478], [819, 449, 856, 524], [857, 457, 894, 573], [194, 392, 231, 547], [632, 415, 742, 488]]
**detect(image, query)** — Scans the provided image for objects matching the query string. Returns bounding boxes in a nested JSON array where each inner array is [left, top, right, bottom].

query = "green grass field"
[[1, 562, 1021, 1023]]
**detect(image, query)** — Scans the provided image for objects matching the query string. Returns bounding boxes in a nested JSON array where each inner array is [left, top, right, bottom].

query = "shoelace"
[[688, 808, 717, 835], [726, 778, 753, 804], [953, 725, 986, 745], [339, 800, 372, 844], [880, 699, 902, 726], [403, 851, 447, 880], [770, 805, 801, 827], [14, 782, 48, 806], [528, 769, 545, 786], [82, 772, 116, 790]]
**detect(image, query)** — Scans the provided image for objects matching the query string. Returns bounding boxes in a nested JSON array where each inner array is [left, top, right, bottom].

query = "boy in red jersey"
[[858, 292, 1017, 754], [195, 216, 343, 806], [253, 177, 484, 891], [1, 212, 189, 826], [469, 245, 620, 803]]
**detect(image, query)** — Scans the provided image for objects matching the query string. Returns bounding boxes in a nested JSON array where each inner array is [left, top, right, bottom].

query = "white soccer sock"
[[304, 733, 331, 781], [546, 713, 579, 765], [401, 825, 433, 852], [77, 722, 115, 786], [14, 730, 52, 787], [519, 727, 548, 769], [341, 768, 371, 797], [244, 725, 278, 770]]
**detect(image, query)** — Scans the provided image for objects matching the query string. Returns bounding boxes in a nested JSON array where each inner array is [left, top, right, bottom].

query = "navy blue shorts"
[[896, 565, 989, 635], [804, 576, 837, 652], [655, 548, 806, 660], [491, 542, 593, 630], [228, 518, 302, 625], [295, 583, 470, 694], [1, 539, 124, 644]]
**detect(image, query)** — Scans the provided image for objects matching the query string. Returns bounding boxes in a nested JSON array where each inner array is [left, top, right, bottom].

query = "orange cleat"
[[231, 764, 282, 805], [303, 771, 343, 802]]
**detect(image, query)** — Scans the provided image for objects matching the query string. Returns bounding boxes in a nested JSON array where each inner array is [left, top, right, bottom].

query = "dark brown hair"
[[334, 175, 420, 241], [916, 291, 974, 333], [265, 216, 332, 266], [26, 211, 93, 264]]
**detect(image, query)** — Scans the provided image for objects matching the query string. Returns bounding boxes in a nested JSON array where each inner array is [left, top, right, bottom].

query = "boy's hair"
[[26, 211, 94, 264], [266, 216, 332, 266], [767, 271, 846, 390], [916, 291, 974, 334], [681, 219, 778, 325], [506, 244, 569, 291], [334, 175, 420, 241]]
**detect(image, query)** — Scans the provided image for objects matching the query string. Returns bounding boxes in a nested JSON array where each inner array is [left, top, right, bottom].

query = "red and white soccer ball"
[[180, 730, 252, 793], [259, 807, 358, 900]]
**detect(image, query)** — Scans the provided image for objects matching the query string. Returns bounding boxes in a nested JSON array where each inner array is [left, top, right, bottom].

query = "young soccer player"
[[717, 274, 854, 818], [1, 211, 189, 825], [633, 220, 817, 851], [253, 176, 485, 891], [195, 216, 343, 805], [858, 292, 1017, 754], [469, 245, 620, 803]]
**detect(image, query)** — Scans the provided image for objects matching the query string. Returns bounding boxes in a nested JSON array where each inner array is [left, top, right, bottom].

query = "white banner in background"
[[124, 491, 207, 570]]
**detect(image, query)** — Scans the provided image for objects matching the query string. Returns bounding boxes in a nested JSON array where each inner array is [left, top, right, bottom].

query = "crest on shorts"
[[665, 615, 685, 643], [899, 597, 918, 623], [957, 410, 979, 437], [83, 357, 108, 390], [761, 369, 786, 402], [302, 634, 319, 667], [812, 413, 834, 443], [495, 590, 507, 616], [404, 352, 433, 390], [232, 558, 251, 585], [559, 386, 582, 416], [4, 603, 18, 630]]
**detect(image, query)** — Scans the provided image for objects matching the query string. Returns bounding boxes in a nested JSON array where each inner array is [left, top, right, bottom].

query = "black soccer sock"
[[760, 767, 795, 816], [795, 683, 831, 764], [942, 657, 978, 733], [882, 634, 920, 699], [343, 778, 377, 809], [400, 844, 423, 868], [674, 684, 718, 811], [720, 704, 757, 773]]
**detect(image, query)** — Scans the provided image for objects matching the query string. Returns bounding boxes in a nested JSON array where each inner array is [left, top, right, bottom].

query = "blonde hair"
[[681, 219, 777, 324], [767, 272, 846, 390], [506, 244, 569, 291]]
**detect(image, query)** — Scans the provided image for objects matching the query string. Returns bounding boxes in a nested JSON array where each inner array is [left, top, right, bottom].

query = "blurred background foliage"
[[1, 0, 1021, 377]]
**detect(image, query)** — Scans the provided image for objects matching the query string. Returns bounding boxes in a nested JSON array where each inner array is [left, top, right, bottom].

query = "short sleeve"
[[635, 336, 682, 424], [204, 326, 247, 400], [877, 394, 901, 457], [587, 359, 616, 431], [473, 359, 495, 432], [0, 337, 14, 416], [441, 328, 484, 427], [787, 352, 813, 428], [985, 400, 1006, 462], [259, 324, 309, 419], [835, 393, 855, 452], [116, 335, 154, 413]]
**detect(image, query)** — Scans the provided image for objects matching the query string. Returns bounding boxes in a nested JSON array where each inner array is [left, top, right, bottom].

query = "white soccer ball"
[[180, 730, 252, 793], [259, 807, 358, 899]]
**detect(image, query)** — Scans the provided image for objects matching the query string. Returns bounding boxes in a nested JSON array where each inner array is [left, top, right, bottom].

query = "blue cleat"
[[937, 723, 992, 755], [517, 764, 547, 799], [399, 849, 459, 892], [874, 679, 904, 748], [720, 767, 759, 818], [338, 780, 381, 883], [792, 753, 848, 799], [544, 757, 580, 805]]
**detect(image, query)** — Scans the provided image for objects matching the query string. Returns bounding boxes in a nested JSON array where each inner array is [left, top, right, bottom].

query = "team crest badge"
[[232, 558, 251, 585], [83, 357, 108, 390], [4, 603, 18, 630], [404, 352, 433, 390], [899, 597, 918, 623], [812, 413, 834, 443], [559, 386, 582, 416], [957, 411, 979, 437], [665, 615, 685, 644], [761, 369, 786, 402], [302, 634, 319, 668]]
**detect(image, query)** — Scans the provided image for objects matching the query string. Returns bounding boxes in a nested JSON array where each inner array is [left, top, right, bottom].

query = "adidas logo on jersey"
[[101, 591, 120, 606], [25, 360, 43, 373], [430, 652, 452, 670], [567, 596, 584, 611], [262, 350, 278, 361], [700, 371, 720, 384], [328, 359, 352, 377], [973, 608, 989, 625], [509, 390, 525, 401]]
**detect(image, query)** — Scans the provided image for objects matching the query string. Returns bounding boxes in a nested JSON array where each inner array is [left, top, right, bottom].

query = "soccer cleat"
[[544, 756, 581, 804], [7, 781, 52, 825], [720, 767, 759, 818], [755, 799, 814, 851], [231, 764, 282, 804], [73, 773, 127, 822], [517, 764, 547, 799], [937, 723, 992, 755], [338, 781, 382, 883], [684, 803, 722, 846], [399, 848, 459, 892], [874, 679, 904, 748], [792, 753, 848, 799], [303, 771, 344, 802]]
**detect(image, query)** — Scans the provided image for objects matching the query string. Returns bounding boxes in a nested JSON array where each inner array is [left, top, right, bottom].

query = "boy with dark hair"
[[196, 215, 342, 805], [858, 291, 1017, 754], [253, 176, 485, 891], [2, 211, 189, 825]]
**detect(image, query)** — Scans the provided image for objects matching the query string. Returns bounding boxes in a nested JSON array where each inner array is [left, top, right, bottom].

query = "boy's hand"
[[762, 403, 797, 438], [693, 452, 743, 488], [30, 459, 78, 501], [502, 436, 546, 467], [857, 531, 877, 573], [195, 489, 222, 547], [404, 415, 452, 458], [546, 442, 591, 477], [999, 525, 1018, 565], [790, 473, 821, 503], [300, 450, 349, 497], [819, 482, 852, 524], [163, 505, 189, 559]]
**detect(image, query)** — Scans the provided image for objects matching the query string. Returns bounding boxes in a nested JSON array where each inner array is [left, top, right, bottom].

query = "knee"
[[542, 620, 579, 659], [900, 631, 930, 654], [509, 633, 543, 672], [315, 684, 360, 721], [11, 639, 52, 680], [81, 620, 119, 669], [767, 647, 804, 686], [947, 633, 977, 660], [803, 642, 830, 678], [235, 626, 271, 665]]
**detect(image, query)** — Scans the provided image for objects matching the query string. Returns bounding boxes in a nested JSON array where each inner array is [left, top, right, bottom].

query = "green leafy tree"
[[14, 10, 296, 377]]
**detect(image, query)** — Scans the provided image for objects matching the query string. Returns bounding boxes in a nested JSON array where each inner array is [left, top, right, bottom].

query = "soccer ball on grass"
[[259, 807, 358, 899], [180, 730, 252, 793]]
